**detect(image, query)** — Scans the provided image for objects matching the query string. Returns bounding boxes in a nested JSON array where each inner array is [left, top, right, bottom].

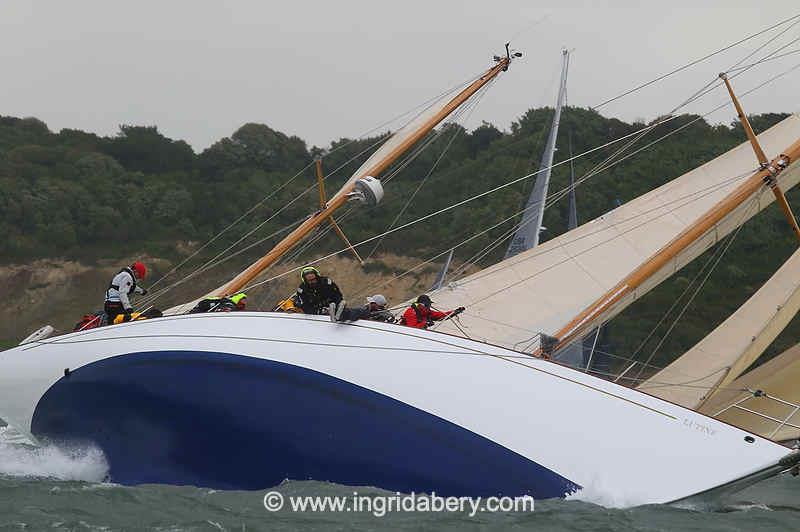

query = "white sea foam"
[[0, 425, 109, 482], [564, 477, 651, 509]]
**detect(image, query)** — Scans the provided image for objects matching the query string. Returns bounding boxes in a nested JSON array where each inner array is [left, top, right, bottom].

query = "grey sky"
[[2, 1, 798, 151]]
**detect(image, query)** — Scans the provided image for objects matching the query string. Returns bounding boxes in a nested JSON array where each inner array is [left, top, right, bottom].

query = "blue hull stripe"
[[31, 350, 579, 497]]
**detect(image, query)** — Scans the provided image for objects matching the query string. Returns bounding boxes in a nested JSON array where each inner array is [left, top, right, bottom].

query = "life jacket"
[[112, 308, 163, 323], [295, 276, 342, 314], [275, 297, 302, 313], [73, 312, 104, 331], [113, 311, 143, 324], [399, 303, 427, 326], [108, 267, 137, 295]]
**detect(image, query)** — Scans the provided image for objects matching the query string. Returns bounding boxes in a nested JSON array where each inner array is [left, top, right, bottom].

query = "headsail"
[[637, 246, 800, 409], [430, 249, 454, 291], [432, 114, 800, 351], [505, 49, 571, 258], [699, 343, 800, 442]]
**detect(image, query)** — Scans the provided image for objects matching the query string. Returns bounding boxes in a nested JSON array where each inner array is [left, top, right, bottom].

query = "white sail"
[[431, 114, 800, 351], [699, 343, 800, 442], [637, 246, 800, 408]]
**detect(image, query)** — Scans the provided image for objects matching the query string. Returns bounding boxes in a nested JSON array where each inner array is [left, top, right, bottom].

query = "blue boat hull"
[[31, 350, 578, 497]]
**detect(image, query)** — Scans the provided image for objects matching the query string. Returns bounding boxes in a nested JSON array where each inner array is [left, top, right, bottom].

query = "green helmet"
[[230, 293, 247, 305], [300, 266, 320, 282]]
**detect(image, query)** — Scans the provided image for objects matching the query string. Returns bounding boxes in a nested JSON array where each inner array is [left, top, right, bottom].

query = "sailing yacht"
[[0, 45, 799, 505]]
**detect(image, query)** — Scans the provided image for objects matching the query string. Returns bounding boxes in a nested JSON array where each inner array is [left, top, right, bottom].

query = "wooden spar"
[[315, 158, 327, 209], [721, 73, 800, 242], [720, 74, 768, 165], [315, 157, 363, 264], [215, 56, 511, 296], [329, 217, 364, 265], [544, 137, 800, 357]]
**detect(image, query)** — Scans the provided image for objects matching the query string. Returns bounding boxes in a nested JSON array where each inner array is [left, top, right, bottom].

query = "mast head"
[[495, 43, 522, 71]]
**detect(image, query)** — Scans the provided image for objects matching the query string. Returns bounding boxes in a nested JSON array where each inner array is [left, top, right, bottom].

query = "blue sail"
[[505, 49, 571, 258]]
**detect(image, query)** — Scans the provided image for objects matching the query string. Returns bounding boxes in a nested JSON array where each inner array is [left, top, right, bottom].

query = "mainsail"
[[637, 247, 800, 408], [505, 49, 571, 258], [699, 343, 800, 442], [432, 114, 800, 351]]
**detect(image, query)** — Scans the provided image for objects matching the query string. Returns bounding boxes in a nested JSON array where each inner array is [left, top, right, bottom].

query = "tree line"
[[0, 108, 797, 366]]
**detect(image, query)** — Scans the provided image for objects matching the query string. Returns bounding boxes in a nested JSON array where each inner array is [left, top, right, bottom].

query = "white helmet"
[[366, 294, 387, 307]]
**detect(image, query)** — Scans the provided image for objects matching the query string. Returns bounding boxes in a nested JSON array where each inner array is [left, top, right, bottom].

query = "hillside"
[[0, 108, 798, 371]]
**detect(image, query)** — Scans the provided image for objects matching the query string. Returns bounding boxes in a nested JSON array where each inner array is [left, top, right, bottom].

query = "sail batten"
[[431, 114, 800, 351]]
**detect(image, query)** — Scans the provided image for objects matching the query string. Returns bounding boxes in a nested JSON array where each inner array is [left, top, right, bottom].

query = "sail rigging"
[[548, 136, 800, 355], [637, 246, 800, 409], [505, 49, 571, 258], [430, 114, 800, 351], [700, 343, 800, 442], [210, 55, 513, 298], [567, 133, 578, 230]]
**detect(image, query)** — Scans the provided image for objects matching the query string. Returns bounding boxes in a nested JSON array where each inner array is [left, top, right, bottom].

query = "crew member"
[[190, 292, 247, 313], [295, 266, 343, 315], [400, 294, 464, 329], [105, 261, 148, 324], [332, 294, 395, 323]]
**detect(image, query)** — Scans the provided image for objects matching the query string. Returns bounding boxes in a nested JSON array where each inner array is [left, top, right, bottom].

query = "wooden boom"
[[547, 137, 800, 357], [216, 56, 511, 296]]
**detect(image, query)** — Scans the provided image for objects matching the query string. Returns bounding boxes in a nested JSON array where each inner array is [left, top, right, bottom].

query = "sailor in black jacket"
[[295, 266, 343, 315]]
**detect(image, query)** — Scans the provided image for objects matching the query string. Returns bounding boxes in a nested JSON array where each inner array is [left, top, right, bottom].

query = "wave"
[[0, 425, 109, 482]]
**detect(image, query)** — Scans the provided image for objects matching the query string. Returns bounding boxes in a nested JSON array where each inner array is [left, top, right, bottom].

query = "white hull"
[[0, 312, 796, 503]]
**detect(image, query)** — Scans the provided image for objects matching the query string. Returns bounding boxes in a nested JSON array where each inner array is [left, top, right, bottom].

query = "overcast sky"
[[2, 1, 798, 151]]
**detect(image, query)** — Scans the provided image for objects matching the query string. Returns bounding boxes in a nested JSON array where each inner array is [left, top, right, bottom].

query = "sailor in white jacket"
[[104, 261, 148, 323]]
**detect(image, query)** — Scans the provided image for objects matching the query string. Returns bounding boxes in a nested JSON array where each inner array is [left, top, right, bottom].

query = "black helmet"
[[417, 294, 432, 307]]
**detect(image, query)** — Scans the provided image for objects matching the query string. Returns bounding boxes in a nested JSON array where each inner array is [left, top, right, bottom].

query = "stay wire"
[[143, 71, 482, 301], [237, 57, 799, 299], [364, 80, 495, 261], [592, 12, 800, 110], [631, 195, 758, 380], [391, 47, 797, 289]]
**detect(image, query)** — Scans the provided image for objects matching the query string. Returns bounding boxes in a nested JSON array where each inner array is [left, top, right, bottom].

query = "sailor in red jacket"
[[400, 294, 464, 329]]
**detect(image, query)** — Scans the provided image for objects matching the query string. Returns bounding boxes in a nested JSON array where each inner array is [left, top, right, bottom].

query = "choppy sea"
[[1, 424, 799, 531]]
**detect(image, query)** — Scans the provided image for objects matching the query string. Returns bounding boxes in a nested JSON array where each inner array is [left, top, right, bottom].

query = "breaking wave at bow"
[[0, 424, 108, 482]]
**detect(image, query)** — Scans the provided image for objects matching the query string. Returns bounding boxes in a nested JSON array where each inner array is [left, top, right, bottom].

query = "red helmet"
[[131, 261, 147, 279]]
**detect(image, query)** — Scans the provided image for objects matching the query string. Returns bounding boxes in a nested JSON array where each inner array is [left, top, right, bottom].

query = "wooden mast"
[[215, 55, 511, 296], [720, 73, 800, 242], [543, 130, 800, 358]]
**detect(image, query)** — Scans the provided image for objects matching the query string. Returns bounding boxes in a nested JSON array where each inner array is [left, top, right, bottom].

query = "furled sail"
[[699, 343, 800, 442], [432, 114, 800, 351], [637, 246, 800, 409], [505, 49, 570, 258]]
